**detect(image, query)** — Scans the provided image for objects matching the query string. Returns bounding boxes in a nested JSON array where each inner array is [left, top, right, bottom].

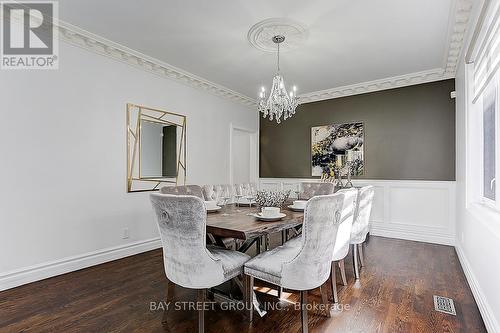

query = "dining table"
[[205, 202, 304, 317], [206, 203, 304, 253]]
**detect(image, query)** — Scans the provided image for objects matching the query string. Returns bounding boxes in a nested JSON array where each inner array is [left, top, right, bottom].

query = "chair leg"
[[330, 262, 338, 303], [358, 243, 365, 267], [353, 244, 360, 280], [198, 289, 205, 333], [338, 259, 347, 286], [278, 286, 283, 299], [319, 285, 331, 318], [248, 276, 254, 322], [300, 290, 308, 333]]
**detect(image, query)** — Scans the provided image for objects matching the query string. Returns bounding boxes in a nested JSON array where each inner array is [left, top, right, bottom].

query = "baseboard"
[[0, 237, 162, 292], [370, 222, 455, 246], [456, 244, 500, 333]]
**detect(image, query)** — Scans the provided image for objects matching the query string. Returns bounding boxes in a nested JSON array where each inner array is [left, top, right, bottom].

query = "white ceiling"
[[59, 0, 457, 99]]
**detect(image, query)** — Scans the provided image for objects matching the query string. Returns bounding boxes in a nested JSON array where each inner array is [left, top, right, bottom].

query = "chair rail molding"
[[260, 178, 456, 246]]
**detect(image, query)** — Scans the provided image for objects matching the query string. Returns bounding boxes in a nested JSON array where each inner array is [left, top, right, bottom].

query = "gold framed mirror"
[[127, 103, 186, 193]]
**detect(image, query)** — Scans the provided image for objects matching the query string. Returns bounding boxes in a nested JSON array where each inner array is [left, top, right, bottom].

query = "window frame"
[[478, 72, 500, 209]]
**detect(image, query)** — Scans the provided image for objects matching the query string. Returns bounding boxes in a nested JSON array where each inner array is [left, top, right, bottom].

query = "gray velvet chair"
[[160, 185, 204, 199], [299, 182, 335, 200], [150, 193, 251, 332], [202, 184, 234, 203], [244, 193, 345, 333], [350, 186, 375, 279], [284, 188, 358, 304]]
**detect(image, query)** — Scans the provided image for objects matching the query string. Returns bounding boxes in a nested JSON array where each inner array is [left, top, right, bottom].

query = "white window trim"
[[478, 72, 500, 209]]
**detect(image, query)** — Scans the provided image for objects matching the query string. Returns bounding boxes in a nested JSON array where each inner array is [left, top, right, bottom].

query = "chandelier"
[[258, 35, 299, 124]]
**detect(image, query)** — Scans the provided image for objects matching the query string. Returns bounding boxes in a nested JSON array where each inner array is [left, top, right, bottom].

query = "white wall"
[[0, 39, 257, 290], [454, 2, 500, 331]]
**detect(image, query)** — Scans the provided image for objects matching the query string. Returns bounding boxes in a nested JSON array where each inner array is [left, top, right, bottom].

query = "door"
[[230, 126, 257, 185]]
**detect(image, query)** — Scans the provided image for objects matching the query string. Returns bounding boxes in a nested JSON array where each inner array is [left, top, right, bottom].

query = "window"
[[483, 81, 497, 202], [467, 1, 500, 209]]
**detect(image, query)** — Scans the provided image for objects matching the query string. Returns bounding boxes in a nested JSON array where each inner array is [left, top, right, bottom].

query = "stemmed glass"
[[294, 189, 301, 200], [246, 185, 257, 208], [221, 186, 231, 215], [234, 184, 243, 207]]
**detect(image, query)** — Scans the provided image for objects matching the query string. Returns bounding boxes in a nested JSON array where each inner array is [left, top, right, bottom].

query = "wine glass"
[[221, 186, 231, 215], [234, 184, 243, 207]]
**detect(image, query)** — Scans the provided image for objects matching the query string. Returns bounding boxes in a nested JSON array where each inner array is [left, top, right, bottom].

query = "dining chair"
[[160, 185, 204, 199], [234, 183, 258, 197], [150, 193, 251, 332], [350, 186, 375, 279], [202, 184, 234, 204], [244, 193, 345, 333], [284, 188, 358, 304], [299, 182, 335, 200]]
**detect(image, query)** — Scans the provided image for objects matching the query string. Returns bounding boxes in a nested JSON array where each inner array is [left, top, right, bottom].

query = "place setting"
[[251, 206, 287, 222], [288, 200, 307, 212], [204, 200, 222, 213]]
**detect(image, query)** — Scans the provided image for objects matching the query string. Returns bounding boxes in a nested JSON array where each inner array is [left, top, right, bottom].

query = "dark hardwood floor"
[[0, 236, 486, 332]]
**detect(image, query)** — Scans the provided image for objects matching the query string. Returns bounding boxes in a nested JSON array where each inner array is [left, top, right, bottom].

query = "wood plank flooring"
[[0, 236, 486, 332]]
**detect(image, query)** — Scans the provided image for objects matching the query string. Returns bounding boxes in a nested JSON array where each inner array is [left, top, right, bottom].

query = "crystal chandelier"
[[258, 35, 299, 124]]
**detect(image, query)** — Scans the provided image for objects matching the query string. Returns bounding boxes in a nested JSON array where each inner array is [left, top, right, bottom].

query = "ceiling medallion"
[[247, 18, 308, 52]]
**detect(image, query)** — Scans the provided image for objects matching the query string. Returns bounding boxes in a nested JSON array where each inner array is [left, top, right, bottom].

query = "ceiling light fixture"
[[258, 35, 299, 124]]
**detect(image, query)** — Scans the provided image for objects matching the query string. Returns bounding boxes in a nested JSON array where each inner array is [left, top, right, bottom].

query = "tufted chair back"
[[234, 183, 258, 196], [350, 186, 375, 244], [299, 182, 335, 200], [281, 193, 344, 290], [159, 185, 204, 200], [150, 193, 225, 288], [332, 188, 358, 261], [202, 184, 233, 202]]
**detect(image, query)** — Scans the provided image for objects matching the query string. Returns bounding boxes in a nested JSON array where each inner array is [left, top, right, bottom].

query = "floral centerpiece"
[[255, 190, 291, 208]]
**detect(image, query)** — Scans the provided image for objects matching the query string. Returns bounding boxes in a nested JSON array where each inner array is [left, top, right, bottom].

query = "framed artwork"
[[311, 122, 364, 177]]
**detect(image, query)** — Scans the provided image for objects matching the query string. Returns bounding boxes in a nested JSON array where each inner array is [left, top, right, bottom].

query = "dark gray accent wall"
[[260, 79, 456, 181]]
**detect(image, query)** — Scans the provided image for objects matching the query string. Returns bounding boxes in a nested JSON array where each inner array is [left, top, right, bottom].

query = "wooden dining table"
[[206, 203, 304, 253], [205, 203, 304, 317]]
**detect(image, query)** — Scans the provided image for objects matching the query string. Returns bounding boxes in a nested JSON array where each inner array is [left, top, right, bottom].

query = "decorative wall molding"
[[456, 245, 500, 333], [298, 68, 455, 104], [15, 1, 474, 106], [260, 178, 456, 246], [55, 21, 256, 107], [0, 238, 161, 292], [443, 0, 474, 75], [298, 0, 474, 104]]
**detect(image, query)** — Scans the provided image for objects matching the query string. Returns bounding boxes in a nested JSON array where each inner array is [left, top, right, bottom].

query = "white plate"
[[288, 205, 305, 212], [252, 212, 286, 221], [237, 200, 257, 206], [206, 206, 222, 213]]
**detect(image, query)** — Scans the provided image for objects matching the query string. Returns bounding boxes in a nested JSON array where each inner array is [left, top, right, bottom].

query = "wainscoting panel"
[[259, 178, 456, 245]]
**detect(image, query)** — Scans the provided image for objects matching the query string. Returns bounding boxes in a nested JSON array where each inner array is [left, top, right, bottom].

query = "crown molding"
[[298, 0, 473, 104], [298, 68, 454, 103], [443, 0, 474, 75], [55, 21, 257, 107], [19, 0, 472, 107]]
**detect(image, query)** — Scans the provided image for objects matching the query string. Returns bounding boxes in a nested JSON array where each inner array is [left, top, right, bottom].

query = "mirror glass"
[[140, 121, 179, 178]]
